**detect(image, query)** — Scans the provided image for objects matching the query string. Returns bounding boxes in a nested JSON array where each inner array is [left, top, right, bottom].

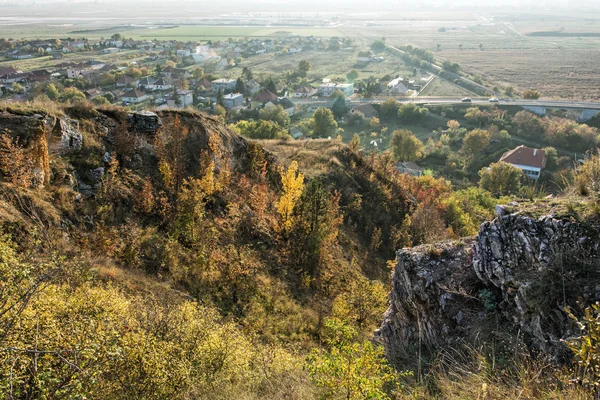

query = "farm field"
[[438, 48, 600, 100]]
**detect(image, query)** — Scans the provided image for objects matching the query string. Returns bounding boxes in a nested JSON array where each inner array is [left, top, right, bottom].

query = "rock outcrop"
[[377, 210, 600, 366]]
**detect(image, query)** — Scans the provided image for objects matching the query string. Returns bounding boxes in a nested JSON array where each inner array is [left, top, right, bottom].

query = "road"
[[291, 97, 600, 111]]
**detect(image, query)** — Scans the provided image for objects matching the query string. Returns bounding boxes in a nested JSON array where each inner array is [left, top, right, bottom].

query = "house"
[[0, 72, 30, 84], [102, 47, 120, 54], [254, 89, 278, 104], [137, 77, 156, 90], [0, 67, 18, 77], [318, 83, 354, 97], [290, 127, 303, 139], [52, 51, 64, 59], [294, 85, 318, 98], [223, 93, 244, 109], [245, 79, 261, 96], [150, 77, 173, 91], [84, 89, 102, 99], [122, 89, 149, 104], [67, 64, 92, 79], [116, 75, 139, 88], [395, 162, 423, 177], [387, 78, 410, 95], [11, 52, 33, 60], [177, 89, 194, 107], [197, 78, 212, 92], [269, 97, 295, 116], [357, 51, 372, 63], [499, 145, 546, 180], [351, 104, 378, 119], [211, 78, 236, 93]]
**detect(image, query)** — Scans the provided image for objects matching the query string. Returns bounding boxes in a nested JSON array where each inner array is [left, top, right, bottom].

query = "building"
[[387, 78, 410, 95], [351, 104, 378, 119], [102, 47, 120, 54], [211, 78, 236, 93], [317, 83, 354, 97], [357, 51, 373, 63], [395, 162, 423, 177], [122, 89, 149, 104], [499, 145, 546, 180], [116, 75, 139, 88], [177, 90, 194, 107], [223, 93, 244, 109], [294, 85, 318, 98]]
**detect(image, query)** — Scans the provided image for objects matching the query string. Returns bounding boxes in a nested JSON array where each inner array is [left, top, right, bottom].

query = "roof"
[[177, 89, 193, 95], [123, 89, 146, 98], [352, 104, 378, 117], [357, 51, 372, 58], [0, 67, 17, 76], [500, 145, 546, 169], [295, 85, 316, 94], [224, 93, 243, 99], [254, 90, 278, 102], [274, 97, 294, 109]]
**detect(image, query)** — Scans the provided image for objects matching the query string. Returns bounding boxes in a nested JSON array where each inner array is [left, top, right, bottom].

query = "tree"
[[331, 95, 348, 119], [306, 318, 400, 400], [505, 86, 515, 97], [231, 120, 291, 140], [391, 129, 423, 161], [397, 103, 428, 123], [479, 161, 523, 196], [462, 129, 491, 157], [312, 108, 338, 137], [442, 60, 461, 74], [349, 133, 361, 152], [45, 83, 59, 100], [332, 279, 388, 332], [258, 105, 291, 128], [371, 39, 386, 52], [92, 96, 110, 106], [276, 161, 304, 234], [447, 119, 460, 133], [103, 92, 115, 103], [61, 87, 86, 103], [543, 146, 559, 170], [11, 83, 23, 93], [380, 99, 399, 121], [234, 77, 245, 94], [242, 67, 253, 81], [298, 60, 311, 77], [192, 67, 204, 79], [523, 89, 541, 99], [346, 69, 359, 82], [265, 79, 277, 94], [216, 88, 224, 107]]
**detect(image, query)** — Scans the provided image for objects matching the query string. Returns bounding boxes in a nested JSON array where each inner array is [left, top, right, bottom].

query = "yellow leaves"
[[158, 160, 173, 190], [276, 161, 304, 235]]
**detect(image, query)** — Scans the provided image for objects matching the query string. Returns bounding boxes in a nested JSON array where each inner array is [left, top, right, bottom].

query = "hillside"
[[0, 102, 599, 399]]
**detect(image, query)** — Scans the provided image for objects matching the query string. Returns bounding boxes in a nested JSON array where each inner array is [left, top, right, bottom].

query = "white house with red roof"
[[499, 145, 546, 180]]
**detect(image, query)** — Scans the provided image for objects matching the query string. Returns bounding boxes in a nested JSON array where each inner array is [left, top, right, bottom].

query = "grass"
[[419, 77, 474, 97]]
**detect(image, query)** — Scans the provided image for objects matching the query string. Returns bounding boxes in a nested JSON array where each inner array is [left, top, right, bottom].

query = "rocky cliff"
[[376, 207, 600, 367]]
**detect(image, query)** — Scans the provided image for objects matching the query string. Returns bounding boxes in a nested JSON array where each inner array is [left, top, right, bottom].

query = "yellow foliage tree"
[[276, 161, 304, 234]]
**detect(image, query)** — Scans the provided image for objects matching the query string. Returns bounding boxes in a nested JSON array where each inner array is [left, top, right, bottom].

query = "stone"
[[495, 205, 508, 217], [128, 111, 161, 133]]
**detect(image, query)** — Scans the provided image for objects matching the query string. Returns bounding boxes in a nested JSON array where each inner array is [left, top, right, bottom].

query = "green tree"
[[312, 107, 338, 137], [479, 161, 523, 196], [397, 103, 428, 123], [462, 129, 491, 157], [231, 120, 291, 140], [332, 279, 388, 333], [332, 95, 348, 119], [442, 60, 461, 73], [346, 69, 359, 82], [234, 77, 245, 94], [371, 39, 386, 52], [92, 96, 110, 106], [298, 60, 311, 77], [543, 146, 559, 170], [61, 87, 86, 103], [259, 105, 291, 128], [391, 129, 423, 161], [306, 318, 401, 400], [505, 86, 515, 97], [216, 88, 225, 107], [380, 99, 399, 121], [192, 67, 204, 79], [242, 67, 253, 81], [103, 92, 115, 103], [45, 83, 60, 100]]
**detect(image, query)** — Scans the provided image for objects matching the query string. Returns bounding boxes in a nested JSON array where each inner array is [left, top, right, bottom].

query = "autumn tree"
[[276, 161, 304, 235], [523, 89, 541, 99], [349, 133, 361, 152], [0, 131, 35, 188], [332, 278, 388, 333], [391, 129, 423, 161], [154, 116, 189, 198], [462, 129, 491, 158]]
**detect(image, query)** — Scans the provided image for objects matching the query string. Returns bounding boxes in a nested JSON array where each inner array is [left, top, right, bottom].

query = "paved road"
[[291, 97, 600, 111]]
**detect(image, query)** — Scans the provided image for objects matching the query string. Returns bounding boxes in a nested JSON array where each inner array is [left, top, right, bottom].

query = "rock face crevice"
[[376, 210, 600, 367]]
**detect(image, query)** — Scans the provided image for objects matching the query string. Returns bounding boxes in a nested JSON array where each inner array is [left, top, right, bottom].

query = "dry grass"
[[259, 139, 346, 178]]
